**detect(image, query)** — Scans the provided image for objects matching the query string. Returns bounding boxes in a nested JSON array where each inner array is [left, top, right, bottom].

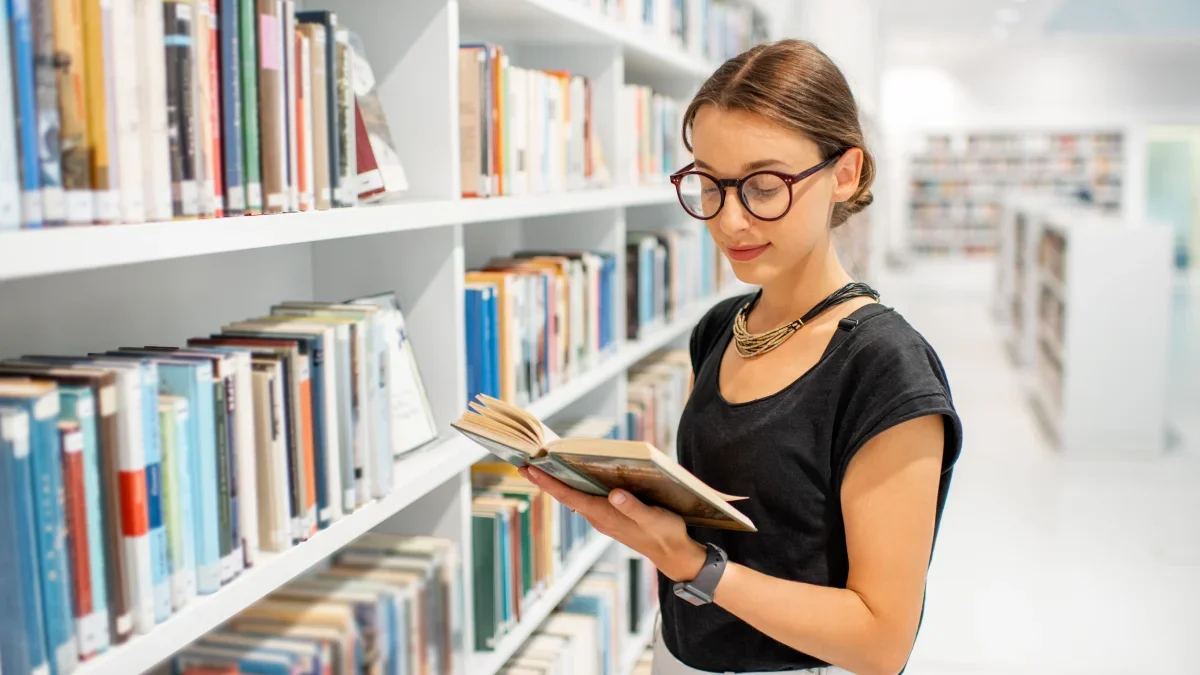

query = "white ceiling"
[[880, 0, 1200, 43]]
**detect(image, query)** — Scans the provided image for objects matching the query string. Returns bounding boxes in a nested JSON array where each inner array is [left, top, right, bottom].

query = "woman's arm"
[[520, 414, 945, 675]]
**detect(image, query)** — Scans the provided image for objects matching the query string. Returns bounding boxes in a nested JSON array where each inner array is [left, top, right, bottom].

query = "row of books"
[[625, 550, 660, 638], [626, 228, 731, 339], [458, 45, 609, 199], [170, 533, 460, 675], [469, 417, 617, 651], [623, 85, 688, 187], [567, 0, 770, 64], [0, 292, 437, 675], [465, 252, 620, 409], [0, 1, 406, 231], [626, 350, 692, 458]]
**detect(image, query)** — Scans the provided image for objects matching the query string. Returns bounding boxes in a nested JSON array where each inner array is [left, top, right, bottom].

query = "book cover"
[[163, 0, 199, 218], [0, 0, 21, 229], [0, 381, 79, 675], [298, 21, 328, 210], [31, 0, 65, 225], [333, 28, 354, 207], [217, 0, 244, 214], [255, 0, 284, 213], [346, 29, 405, 197], [138, 0, 175, 222], [282, 0, 296, 212], [294, 10, 338, 209], [0, 406, 51, 675], [296, 29, 314, 211], [237, 0, 260, 213], [8, 0, 43, 227], [81, 0, 116, 222]]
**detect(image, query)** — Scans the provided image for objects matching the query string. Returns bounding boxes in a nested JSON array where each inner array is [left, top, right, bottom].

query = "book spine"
[[298, 31, 314, 211], [112, 0, 147, 223], [333, 332, 354, 512], [140, 366, 171, 623], [266, 368, 292, 549], [222, 373, 243, 572], [334, 27, 354, 207], [238, 0, 260, 213], [163, 0, 198, 218], [353, 101, 383, 201], [31, 0, 65, 225], [51, 0, 88, 226], [114, 380, 154, 636], [80, 0, 114, 223], [464, 289, 478, 404], [138, 0, 173, 222], [218, 0, 243, 214], [205, 0, 223, 217], [296, 356, 317, 537], [282, 0, 296, 212], [191, 369, 221, 594], [304, 347, 329, 530], [213, 374, 234, 583], [255, 0, 283, 213], [93, 387, 132, 645], [63, 392, 111, 655], [158, 399, 195, 610], [8, 0, 43, 228], [0, 408, 50, 675], [99, 0, 123, 222], [0, 4, 20, 227], [58, 422, 96, 659], [302, 23, 328, 210], [295, 29, 310, 211], [29, 392, 80, 675], [190, 0, 212, 218], [230, 356, 258, 567]]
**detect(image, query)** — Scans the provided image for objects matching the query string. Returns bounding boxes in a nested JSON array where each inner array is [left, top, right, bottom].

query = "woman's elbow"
[[854, 628, 916, 675]]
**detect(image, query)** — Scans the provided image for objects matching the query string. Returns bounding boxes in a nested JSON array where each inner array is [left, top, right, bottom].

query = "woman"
[[519, 39, 962, 675]]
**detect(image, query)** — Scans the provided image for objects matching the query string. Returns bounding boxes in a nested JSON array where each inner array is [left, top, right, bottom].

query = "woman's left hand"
[[518, 465, 708, 583]]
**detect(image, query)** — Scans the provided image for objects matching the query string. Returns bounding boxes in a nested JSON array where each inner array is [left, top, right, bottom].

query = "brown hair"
[[682, 39, 874, 228]]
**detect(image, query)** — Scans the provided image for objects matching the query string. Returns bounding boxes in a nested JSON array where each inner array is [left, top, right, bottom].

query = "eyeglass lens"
[[677, 172, 791, 220]]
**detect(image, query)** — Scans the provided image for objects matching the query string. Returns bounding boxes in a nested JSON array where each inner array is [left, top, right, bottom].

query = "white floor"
[[879, 259, 1200, 675]]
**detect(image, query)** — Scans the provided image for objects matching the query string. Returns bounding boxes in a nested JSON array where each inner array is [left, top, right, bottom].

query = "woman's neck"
[[751, 243, 855, 330]]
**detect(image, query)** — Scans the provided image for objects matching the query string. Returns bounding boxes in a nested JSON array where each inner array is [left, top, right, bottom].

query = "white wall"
[[786, 0, 882, 120]]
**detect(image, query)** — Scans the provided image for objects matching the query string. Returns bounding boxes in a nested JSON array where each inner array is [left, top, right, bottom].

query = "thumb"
[[608, 489, 649, 523]]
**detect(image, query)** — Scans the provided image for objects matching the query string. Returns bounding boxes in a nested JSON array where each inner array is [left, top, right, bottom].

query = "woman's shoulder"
[[838, 305, 953, 396], [689, 290, 758, 374]]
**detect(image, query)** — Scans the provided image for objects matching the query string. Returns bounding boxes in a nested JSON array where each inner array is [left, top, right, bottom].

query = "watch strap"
[[688, 543, 727, 598]]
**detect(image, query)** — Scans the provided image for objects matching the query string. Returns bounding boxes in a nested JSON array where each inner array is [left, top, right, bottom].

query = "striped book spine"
[[8, 0, 43, 227], [218, 0, 243, 213], [0, 0, 23, 229], [113, 372, 154, 635], [31, 0, 65, 225]]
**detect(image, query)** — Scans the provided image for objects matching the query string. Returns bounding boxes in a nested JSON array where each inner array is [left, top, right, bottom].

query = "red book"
[[353, 104, 383, 201], [207, 0, 225, 218], [58, 422, 94, 650], [294, 29, 310, 211]]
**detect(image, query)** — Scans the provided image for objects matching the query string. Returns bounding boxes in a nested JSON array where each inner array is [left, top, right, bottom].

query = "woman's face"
[[688, 105, 861, 288]]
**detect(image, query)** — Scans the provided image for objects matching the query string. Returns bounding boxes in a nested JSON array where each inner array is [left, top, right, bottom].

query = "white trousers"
[[650, 618, 852, 675]]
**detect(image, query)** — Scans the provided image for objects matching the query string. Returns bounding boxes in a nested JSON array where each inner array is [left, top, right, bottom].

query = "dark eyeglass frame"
[[669, 147, 852, 221]]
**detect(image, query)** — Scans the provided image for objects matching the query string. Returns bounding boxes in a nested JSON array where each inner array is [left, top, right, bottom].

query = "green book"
[[239, 0, 262, 212], [470, 511, 498, 652]]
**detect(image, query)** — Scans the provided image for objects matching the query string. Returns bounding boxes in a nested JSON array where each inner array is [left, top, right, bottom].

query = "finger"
[[525, 466, 608, 515], [608, 489, 652, 525]]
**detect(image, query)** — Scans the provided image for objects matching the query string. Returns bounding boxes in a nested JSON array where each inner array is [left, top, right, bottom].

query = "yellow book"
[[81, 0, 113, 221]]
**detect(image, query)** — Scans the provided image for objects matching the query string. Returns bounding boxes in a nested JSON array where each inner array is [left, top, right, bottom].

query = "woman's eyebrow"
[[693, 158, 790, 173]]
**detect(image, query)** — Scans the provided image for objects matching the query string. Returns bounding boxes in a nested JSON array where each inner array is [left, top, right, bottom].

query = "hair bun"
[[845, 189, 873, 215]]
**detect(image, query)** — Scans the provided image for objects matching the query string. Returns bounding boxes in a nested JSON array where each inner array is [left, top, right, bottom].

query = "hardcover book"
[[32, 0, 65, 225], [453, 394, 756, 532]]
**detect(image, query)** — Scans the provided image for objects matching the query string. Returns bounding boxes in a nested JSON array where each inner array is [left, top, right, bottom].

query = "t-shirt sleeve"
[[689, 293, 753, 377], [830, 330, 963, 492]]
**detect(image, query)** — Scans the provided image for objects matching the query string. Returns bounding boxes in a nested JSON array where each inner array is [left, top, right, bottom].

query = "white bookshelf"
[[0, 2, 770, 672], [1009, 206, 1173, 457], [619, 609, 659, 675]]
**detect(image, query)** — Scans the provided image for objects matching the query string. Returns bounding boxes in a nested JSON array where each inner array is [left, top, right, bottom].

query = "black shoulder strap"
[[825, 303, 893, 355]]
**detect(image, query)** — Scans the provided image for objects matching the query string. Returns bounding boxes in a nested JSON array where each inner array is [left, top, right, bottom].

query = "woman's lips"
[[725, 243, 770, 262]]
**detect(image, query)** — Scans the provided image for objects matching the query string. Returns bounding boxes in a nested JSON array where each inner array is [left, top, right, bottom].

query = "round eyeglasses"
[[669, 148, 850, 221]]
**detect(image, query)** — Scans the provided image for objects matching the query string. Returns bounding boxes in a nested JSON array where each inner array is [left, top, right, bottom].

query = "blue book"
[[0, 381, 77, 675], [464, 287, 480, 404], [58, 386, 112, 654], [6, 0, 41, 228], [561, 592, 613, 675], [174, 643, 296, 675], [0, 406, 50, 675], [219, 0, 244, 214], [481, 286, 498, 399], [0, 0, 21, 230]]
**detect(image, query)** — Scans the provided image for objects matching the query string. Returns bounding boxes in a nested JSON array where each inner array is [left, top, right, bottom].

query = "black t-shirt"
[[657, 292, 963, 673]]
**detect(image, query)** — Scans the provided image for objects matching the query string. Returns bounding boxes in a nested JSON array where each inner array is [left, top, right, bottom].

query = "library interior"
[[0, 0, 1196, 674]]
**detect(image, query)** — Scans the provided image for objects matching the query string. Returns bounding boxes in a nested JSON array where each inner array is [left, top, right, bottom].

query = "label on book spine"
[[21, 191, 44, 227], [75, 397, 93, 420], [63, 431, 83, 454], [98, 386, 117, 416], [247, 183, 263, 209], [298, 192, 312, 211], [95, 189, 120, 222], [78, 613, 107, 655], [226, 186, 245, 212], [180, 181, 199, 216], [266, 192, 286, 209], [65, 190, 94, 225], [35, 393, 59, 419], [42, 185, 66, 223]]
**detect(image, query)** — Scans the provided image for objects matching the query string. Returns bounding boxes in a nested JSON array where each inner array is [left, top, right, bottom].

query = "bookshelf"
[[0, 0, 774, 672], [908, 130, 1126, 258], [1000, 205, 1173, 457]]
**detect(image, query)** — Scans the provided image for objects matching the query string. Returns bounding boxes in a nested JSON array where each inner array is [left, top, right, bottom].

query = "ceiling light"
[[996, 7, 1021, 23]]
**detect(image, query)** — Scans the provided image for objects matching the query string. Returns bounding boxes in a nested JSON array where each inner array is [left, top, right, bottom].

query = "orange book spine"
[[59, 423, 94, 629], [297, 365, 317, 537], [492, 46, 504, 196], [294, 29, 309, 211], [206, 0, 224, 218]]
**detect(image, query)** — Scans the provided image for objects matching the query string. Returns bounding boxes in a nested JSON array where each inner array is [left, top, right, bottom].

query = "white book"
[[225, 351, 259, 568], [139, 0, 174, 222], [111, 0, 146, 223], [0, 0, 21, 229], [298, 33, 315, 212], [252, 363, 292, 552], [335, 27, 356, 207], [283, 1, 298, 212], [191, 0, 213, 217]]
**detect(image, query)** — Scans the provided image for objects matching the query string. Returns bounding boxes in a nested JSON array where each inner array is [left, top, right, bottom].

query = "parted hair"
[[682, 39, 875, 228]]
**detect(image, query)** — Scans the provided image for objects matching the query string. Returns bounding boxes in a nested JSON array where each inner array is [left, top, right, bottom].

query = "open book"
[[452, 394, 756, 532]]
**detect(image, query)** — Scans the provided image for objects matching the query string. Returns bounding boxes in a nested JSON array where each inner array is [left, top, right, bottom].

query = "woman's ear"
[[831, 147, 864, 204]]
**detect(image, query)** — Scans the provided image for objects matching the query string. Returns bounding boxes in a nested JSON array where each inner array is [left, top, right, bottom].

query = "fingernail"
[[610, 491, 626, 505]]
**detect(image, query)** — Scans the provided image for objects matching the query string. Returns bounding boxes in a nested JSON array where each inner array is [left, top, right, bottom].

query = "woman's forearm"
[[711, 562, 912, 675]]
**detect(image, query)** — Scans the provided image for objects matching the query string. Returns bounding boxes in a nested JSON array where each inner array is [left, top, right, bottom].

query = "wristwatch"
[[672, 543, 728, 606]]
